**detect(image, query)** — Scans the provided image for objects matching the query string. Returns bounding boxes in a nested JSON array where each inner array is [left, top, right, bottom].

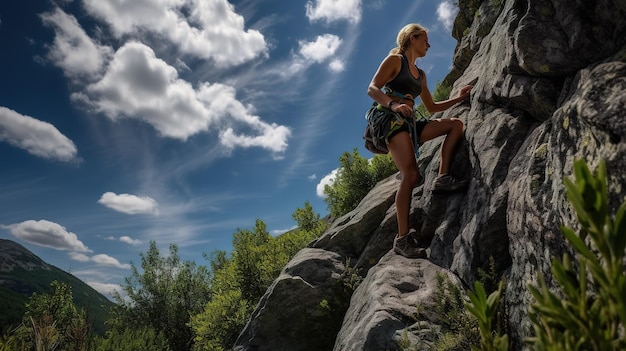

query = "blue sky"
[[0, 0, 459, 299]]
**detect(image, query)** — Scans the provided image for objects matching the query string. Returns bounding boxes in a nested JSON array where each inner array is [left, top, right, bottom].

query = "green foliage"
[[11, 281, 92, 351], [0, 260, 113, 335], [526, 159, 626, 350], [111, 242, 211, 351], [465, 281, 509, 351], [292, 201, 322, 232], [434, 274, 482, 351], [191, 204, 327, 351], [190, 290, 250, 351], [93, 326, 170, 351], [323, 148, 397, 217]]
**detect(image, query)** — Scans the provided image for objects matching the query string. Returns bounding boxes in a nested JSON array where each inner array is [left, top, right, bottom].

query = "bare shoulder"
[[381, 54, 402, 68]]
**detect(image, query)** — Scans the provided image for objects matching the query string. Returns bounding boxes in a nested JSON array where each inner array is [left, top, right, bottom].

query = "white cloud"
[[119, 236, 143, 245], [68, 252, 90, 262], [104, 235, 143, 245], [7, 220, 90, 252], [437, 1, 458, 31], [98, 192, 159, 215], [299, 34, 342, 63], [40, 8, 113, 78], [72, 42, 291, 155], [316, 169, 338, 198], [306, 0, 362, 24], [69, 252, 131, 269], [0, 106, 78, 162], [82, 0, 267, 67], [329, 59, 345, 72], [91, 254, 131, 269]]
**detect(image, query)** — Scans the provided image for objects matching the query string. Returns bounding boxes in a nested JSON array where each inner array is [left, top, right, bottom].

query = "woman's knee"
[[401, 167, 420, 186], [451, 118, 464, 133]]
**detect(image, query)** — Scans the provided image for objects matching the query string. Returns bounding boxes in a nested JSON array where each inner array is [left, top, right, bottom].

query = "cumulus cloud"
[[119, 236, 143, 245], [329, 59, 345, 72], [283, 34, 343, 76], [69, 252, 131, 269], [306, 0, 362, 24], [299, 34, 342, 63], [6, 220, 90, 252], [0, 106, 78, 162], [91, 254, 131, 269], [316, 169, 338, 198], [105, 235, 143, 245], [437, 1, 458, 31], [82, 0, 267, 67], [40, 7, 113, 78], [72, 42, 291, 154], [98, 192, 159, 215]]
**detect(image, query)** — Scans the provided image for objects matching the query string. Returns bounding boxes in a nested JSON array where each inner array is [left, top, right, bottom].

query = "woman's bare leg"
[[419, 118, 464, 175], [387, 131, 419, 236]]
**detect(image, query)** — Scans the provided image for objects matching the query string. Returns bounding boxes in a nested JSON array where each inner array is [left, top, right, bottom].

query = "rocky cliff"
[[234, 0, 626, 350]]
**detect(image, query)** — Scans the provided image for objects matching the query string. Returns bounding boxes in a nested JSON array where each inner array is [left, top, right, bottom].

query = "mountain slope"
[[0, 239, 114, 335]]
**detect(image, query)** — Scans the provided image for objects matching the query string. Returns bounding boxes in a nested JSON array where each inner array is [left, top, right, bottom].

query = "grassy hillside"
[[0, 239, 114, 335]]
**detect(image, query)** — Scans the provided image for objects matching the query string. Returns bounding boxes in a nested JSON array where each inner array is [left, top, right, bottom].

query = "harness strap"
[[384, 87, 415, 103]]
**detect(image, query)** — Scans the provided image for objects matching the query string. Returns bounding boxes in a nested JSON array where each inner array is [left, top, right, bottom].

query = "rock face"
[[234, 0, 626, 350]]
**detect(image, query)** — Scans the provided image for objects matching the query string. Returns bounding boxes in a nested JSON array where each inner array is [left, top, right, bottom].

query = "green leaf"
[[613, 201, 626, 255], [560, 226, 596, 262]]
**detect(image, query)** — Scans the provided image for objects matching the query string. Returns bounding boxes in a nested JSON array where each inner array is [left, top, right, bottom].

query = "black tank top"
[[384, 55, 422, 98]]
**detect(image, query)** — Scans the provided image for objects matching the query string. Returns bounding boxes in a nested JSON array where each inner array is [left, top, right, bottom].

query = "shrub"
[[526, 159, 626, 350]]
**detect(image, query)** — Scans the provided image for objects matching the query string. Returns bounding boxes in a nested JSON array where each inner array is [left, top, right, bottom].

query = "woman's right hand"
[[392, 102, 413, 117]]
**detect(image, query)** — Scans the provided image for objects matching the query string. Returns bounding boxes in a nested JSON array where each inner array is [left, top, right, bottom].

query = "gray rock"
[[233, 0, 626, 350]]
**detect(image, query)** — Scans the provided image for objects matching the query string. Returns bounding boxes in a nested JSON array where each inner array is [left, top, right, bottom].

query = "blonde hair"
[[389, 23, 428, 55]]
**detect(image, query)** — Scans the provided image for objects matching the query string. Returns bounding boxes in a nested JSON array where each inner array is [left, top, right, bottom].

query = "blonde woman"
[[367, 23, 473, 258]]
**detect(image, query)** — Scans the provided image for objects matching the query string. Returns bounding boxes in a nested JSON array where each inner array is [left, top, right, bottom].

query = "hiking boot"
[[393, 230, 427, 258], [433, 174, 469, 193], [408, 229, 431, 248]]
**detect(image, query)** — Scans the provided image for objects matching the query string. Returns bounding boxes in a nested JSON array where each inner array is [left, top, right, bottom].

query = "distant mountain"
[[0, 239, 114, 335]]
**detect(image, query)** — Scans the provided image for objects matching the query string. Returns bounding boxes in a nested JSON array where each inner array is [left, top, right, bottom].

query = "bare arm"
[[419, 72, 472, 113], [367, 55, 400, 105], [367, 55, 414, 117]]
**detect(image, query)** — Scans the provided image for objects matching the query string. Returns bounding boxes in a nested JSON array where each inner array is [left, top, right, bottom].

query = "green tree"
[[292, 201, 321, 232], [93, 326, 170, 351], [324, 148, 397, 217], [12, 281, 91, 351], [111, 242, 211, 351], [191, 204, 327, 351]]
